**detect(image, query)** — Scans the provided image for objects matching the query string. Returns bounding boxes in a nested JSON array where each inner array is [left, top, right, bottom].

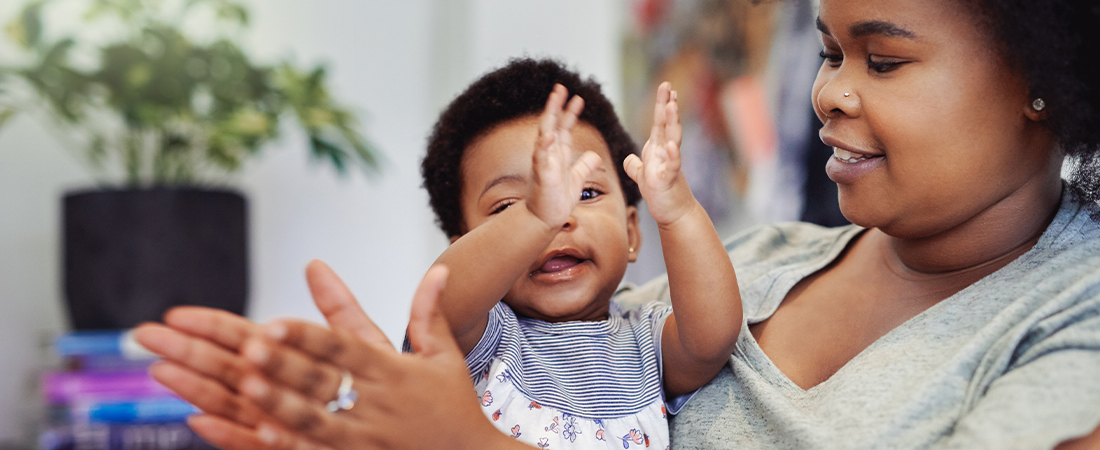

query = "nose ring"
[[844, 92, 850, 97]]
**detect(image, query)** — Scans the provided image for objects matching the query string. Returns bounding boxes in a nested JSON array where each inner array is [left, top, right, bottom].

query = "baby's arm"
[[624, 82, 743, 396], [434, 84, 603, 355]]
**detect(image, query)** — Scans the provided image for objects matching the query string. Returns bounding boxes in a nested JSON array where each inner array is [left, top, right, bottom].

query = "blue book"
[[40, 422, 217, 450], [55, 330, 156, 360], [71, 398, 199, 424]]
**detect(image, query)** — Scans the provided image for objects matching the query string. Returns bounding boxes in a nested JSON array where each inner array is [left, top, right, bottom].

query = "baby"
[[420, 58, 742, 449]]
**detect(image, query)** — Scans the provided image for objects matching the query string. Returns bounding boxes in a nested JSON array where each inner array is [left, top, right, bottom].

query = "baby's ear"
[[626, 206, 642, 263]]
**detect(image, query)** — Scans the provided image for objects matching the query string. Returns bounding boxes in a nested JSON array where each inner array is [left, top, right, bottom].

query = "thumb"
[[406, 265, 461, 357], [571, 151, 602, 186], [623, 154, 644, 183], [306, 259, 391, 347]]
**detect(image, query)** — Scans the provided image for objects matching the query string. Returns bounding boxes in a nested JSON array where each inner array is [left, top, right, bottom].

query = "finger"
[[242, 333, 346, 402], [136, 323, 252, 390], [262, 319, 387, 373], [623, 154, 644, 183], [306, 260, 390, 347], [557, 95, 585, 151], [665, 90, 682, 148], [538, 84, 566, 150], [187, 414, 267, 450], [649, 82, 671, 149], [559, 94, 584, 131], [239, 374, 342, 447], [255, 423, 334, 450], [570, 151, 602, 188], [406, 265, 463, 357], [162, 306, 260, 351], [148, 361, 265, 426]]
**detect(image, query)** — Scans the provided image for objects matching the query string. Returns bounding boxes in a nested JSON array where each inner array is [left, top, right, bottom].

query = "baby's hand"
[[624, 82, 695, 226], [528, 84, 603, 228]]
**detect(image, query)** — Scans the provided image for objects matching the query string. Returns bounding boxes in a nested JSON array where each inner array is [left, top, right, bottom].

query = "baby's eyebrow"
[[480, 174, 525, 199]]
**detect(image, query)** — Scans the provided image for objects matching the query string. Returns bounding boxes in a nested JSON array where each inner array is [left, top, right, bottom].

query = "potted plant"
[[0, 0, 380, 329]]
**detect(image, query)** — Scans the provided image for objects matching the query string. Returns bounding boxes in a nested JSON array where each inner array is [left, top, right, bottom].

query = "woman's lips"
[[826, 146, 885, 184]]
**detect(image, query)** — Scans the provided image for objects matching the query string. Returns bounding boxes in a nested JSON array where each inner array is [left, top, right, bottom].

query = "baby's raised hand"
[[624, 82, 695, 226], [527, 84, 603, 228]]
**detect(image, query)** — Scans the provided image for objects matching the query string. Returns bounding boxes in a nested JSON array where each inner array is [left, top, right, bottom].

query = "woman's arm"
[[432, 84, 603, 354], [932, 309, 1100, 449], [136, 262, 532, 449], [623, 82, 742, 396]]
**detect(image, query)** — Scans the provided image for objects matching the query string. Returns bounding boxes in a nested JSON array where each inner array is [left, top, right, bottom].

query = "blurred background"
[[0, 0, 836, 446]]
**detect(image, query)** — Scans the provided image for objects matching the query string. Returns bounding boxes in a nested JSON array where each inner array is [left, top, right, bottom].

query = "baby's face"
[[457, 116, 640, 322]]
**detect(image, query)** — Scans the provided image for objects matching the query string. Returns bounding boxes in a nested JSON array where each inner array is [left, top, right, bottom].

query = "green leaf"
[[6, 1, 45, 49], [0, 109, 16, 129], [216, 3, 249, 25]]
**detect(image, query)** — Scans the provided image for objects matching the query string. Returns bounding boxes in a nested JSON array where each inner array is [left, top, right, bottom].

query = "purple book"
[[42, 371, 172, 405]]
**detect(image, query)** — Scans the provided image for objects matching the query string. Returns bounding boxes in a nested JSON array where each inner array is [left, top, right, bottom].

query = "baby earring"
[[1032, 98, 1046, 111]]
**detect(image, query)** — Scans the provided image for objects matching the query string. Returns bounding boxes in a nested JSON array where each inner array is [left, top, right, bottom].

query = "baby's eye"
[[580, 188, 602, 201], [489, 200, 515, 215]]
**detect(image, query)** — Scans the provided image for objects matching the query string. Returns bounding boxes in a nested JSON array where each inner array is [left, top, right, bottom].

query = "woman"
[[135, 0, 1100, 447]]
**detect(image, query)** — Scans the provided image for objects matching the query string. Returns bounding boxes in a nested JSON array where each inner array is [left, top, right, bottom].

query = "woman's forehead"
[[817, 0, 980, 38]]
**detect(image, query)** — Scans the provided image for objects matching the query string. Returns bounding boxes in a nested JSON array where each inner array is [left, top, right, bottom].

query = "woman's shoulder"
[[614, 222, 860, 308], [722, 221, 858, 267]]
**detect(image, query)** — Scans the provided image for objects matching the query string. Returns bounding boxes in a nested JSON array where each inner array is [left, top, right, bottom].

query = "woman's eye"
[[819, 49, 843, 67], [580, 188, 602, 201], [489, 201, 515, 215], [867, 56, 905, 73]]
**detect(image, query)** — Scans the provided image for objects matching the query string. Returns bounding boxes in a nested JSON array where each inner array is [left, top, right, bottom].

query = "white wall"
[[0, 0, 625, 443]]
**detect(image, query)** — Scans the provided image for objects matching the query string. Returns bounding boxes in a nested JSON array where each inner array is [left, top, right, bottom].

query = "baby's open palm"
[[624, 82, 694, 226], [528, 84, 603, 228]]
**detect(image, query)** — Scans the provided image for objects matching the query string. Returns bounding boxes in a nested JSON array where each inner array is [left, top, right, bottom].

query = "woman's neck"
[[884, 174, 1063, 276]]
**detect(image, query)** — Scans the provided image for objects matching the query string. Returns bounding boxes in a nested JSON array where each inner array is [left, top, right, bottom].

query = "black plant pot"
[[63, 188, 248, 330]]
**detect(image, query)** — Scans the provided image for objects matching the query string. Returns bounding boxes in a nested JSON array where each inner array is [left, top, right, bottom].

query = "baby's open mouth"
[[534, 255, 584, 274]]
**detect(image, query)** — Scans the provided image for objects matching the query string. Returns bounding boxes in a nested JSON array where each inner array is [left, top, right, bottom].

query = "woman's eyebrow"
[[815, 17, 918, 40], [851, 20, 917, 39]]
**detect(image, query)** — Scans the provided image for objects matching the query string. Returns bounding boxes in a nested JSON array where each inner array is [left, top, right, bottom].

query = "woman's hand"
[[623, 82, 696, 227], [235, 265, 513, 449], [135, 261, 523, 449], [527, 83, 603, 229]]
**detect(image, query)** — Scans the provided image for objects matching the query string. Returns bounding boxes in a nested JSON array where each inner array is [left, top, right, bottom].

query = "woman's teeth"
[[833, 147, 873, 163]]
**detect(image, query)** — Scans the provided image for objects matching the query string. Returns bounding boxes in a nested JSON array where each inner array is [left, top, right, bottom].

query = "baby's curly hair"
[[966, 0, 1100, 203], [421, 58, 641, 238]]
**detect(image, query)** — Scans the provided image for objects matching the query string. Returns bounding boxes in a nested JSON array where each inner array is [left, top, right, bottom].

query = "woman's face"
[[812, 0, 1057, 238]]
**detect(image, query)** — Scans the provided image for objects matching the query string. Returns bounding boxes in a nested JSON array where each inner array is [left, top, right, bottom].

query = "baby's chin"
[[503, 297, 612, 323]]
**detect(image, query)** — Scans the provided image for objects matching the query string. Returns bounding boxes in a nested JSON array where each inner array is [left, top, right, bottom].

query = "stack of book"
[[38, 330, 215, 450]]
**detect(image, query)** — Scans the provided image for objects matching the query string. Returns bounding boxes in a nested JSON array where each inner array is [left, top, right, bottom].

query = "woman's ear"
[[1024, 98, 1048, 122], [626, 206, 642, 263]]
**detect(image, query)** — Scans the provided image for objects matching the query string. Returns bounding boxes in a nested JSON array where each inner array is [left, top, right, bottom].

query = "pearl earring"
[[629, 247, 634, 253], [1032, 98, 1046, 111], [844, 92, 850, 97]]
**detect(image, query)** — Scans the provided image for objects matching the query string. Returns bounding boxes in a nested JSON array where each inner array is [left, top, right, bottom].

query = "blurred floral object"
[[0, 0, 380, 186]]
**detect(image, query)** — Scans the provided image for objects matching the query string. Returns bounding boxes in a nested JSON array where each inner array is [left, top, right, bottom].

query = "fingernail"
[[257, 424, 278, 445], [264, 322, 287, 341], [243, 340, 269, 364], [242, 376, 269, 398], [672, 91, 678, 101]]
